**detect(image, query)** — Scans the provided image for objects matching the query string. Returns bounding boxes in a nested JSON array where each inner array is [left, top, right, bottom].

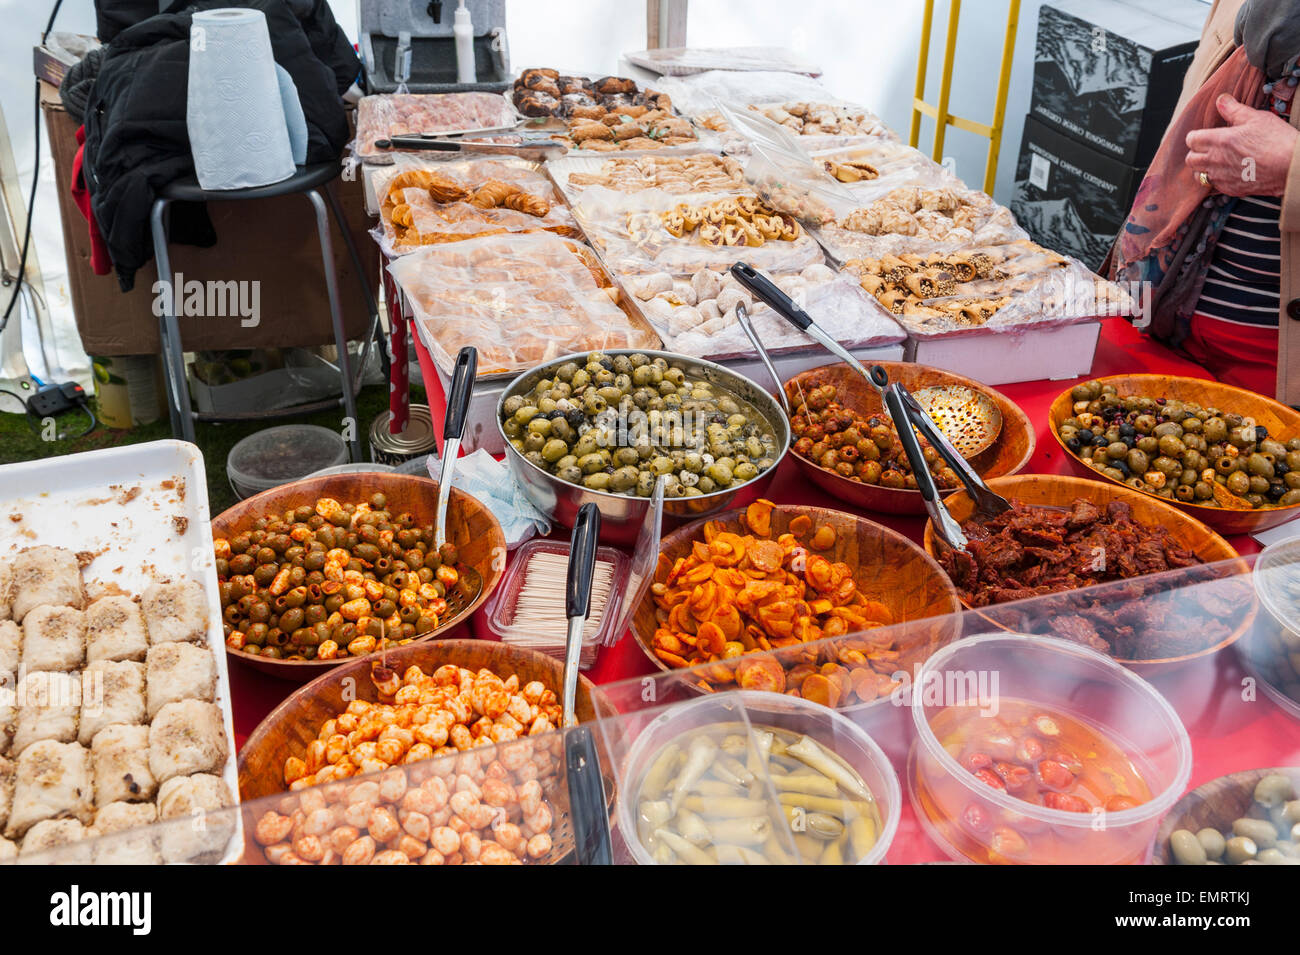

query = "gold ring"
[[1198, 171, 1212, 187]]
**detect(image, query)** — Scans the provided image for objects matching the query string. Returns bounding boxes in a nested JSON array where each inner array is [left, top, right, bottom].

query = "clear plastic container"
[[615, 691, 902, 865], [909, 633, 1193, 865], [309, 462, 396, 478], [479, 538, 630, 668], [226, 425, 348, 500], [1244, 539, 1300, 718]]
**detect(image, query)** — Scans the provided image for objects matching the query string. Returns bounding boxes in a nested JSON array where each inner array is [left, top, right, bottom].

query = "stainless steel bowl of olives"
[[497, 350, 790, 539], [1056, 381, 1300, 510]]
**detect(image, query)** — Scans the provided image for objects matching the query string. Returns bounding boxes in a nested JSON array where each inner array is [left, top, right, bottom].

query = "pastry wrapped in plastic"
[[85, 595, 148, 663], [354, 92, 518, 162], [376, 158, 576, 254], [9, 546, 83, 623], [6, 739, 92, 839], [0, 563, 10, 622], [0, 756, 11, 832], [388, 232, 659, 380]]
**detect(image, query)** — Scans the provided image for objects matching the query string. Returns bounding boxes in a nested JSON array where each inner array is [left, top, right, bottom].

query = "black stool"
[[149, 161, 378, 461]]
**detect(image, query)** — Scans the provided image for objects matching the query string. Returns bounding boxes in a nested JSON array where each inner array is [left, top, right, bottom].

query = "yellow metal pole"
[[930, 0, 961, 163], [909, 0, 935, 148], [982, 0, 1021, 194]]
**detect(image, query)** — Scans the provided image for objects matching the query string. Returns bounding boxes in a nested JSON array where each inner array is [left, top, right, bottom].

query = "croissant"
[[501, 190, 550, 217], [469, 180, 516, 209]]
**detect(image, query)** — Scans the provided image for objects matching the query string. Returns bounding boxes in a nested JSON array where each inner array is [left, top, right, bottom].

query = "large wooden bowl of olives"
[[1049, 374, 1300, 536]]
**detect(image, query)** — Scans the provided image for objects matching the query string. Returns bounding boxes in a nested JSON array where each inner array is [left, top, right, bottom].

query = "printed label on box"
[[1029, 153, 1052, 190]]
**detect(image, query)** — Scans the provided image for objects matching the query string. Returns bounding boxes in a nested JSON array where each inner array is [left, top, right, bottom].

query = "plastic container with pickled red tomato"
[[908, 633, 1192, 865]]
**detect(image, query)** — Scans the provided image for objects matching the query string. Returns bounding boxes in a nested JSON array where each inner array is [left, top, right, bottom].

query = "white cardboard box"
[[906, 321, 1101, 385]]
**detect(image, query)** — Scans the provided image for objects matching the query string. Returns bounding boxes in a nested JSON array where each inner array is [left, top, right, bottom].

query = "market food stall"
[[5, 10, 1300, 870]]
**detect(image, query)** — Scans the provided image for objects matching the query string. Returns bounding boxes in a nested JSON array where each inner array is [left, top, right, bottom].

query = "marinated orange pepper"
[[648, 510, 895, 705]]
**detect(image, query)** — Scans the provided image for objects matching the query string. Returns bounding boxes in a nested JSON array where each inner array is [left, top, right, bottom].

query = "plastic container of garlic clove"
[[473, 538, 631, 668]]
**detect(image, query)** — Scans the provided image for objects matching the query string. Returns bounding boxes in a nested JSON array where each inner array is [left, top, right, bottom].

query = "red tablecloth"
[[228, 317, 1300, 863]]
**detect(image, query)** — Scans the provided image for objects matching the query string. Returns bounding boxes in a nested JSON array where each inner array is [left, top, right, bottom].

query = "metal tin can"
[[369, 403, 439, 466]]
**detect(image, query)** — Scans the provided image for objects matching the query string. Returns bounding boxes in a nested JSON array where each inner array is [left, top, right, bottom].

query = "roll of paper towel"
[[187, 8, 295, 191]]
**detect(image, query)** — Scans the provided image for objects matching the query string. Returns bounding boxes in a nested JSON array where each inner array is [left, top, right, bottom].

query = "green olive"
[[1224, 836, 1257, 864], [1233, 818, 1278, 849], [1170, 830, 1207, 865], [1197, 827, 1226, 860], [542, 439, 569, 463], [582, 472, 611, 490], [1255, 774, 1296, 808], [1226, 470, 1251, 496]]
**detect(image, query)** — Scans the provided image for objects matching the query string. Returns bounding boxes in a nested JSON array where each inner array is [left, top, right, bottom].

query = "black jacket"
[[84, 0, 360, 290]]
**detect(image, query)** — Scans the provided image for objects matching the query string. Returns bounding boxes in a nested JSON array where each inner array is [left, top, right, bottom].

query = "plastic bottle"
[[454, 0, 476, 84]]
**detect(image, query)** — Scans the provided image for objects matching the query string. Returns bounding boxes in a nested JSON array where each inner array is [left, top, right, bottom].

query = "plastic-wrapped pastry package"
[[371, 156, 578, 255], [622, 263, 905, 359], [387, 232, 661, 378], [843, 240, 1127, 338], [354, 93, 519, 162], [651, 70, 836, 120], [815, 185, 1029, 262], [571, 185, 825, 276], [549, 153, 747, 198], [810, 141, 955, 199], [624, 48, 824, 78]]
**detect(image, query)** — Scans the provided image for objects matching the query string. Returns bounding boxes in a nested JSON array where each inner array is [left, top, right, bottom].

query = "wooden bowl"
[[922, 474, 1252, 668], [237, 638, 611, 864], [631, 504, 963, 704], [1049, 374, 1300, 536], [1151, 767, 1300, 864], [785, 362, 1035, 516], [211, 473, 506, 681]]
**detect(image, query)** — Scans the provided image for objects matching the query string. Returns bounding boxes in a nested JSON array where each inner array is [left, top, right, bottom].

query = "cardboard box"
[[1010, 113, 1145, 271], [40, 81, 379, 356], [1030, 0, 1203, 166], [906, 321, 1103, 386]]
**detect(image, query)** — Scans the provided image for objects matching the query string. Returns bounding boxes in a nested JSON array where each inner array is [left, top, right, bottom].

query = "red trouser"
[[1181, 312, 1279, 397]]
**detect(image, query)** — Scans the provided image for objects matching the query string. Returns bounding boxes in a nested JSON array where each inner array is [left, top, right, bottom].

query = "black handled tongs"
[[728, 262, 1011, 552], [562, 503, 612, 865], [372, 134, 566, 161]]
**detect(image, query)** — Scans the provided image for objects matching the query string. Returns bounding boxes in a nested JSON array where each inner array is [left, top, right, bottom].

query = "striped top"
[[1196, 195, 1282, 328]]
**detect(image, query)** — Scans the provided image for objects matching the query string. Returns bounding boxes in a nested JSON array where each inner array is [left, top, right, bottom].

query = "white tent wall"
[[0, 0, 1211, 405]]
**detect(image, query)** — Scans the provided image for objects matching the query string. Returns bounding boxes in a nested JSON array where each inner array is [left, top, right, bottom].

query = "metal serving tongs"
[[729, 262, 1011, 552], [562, 502, 612, 864], [433, 346, 484, 623], [372, 133, 567, 162]]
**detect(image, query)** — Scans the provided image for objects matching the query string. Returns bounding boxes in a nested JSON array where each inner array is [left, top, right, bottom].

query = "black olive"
[[1268, 483, 1287, 501], [1119, 423, 1136, 438], [1123, 435, 1136, 448], [1092, 435, 1108, 447], [566, 409, 586, 428], [1066, 437, 1082, 452], [1076, 429, 1094, 444], [1256, 426, 1269, 440], [548, 409, 565, 419], [1277, 462, 1291, 476], [599, 357, 614, 371], [1111, 460, 1130, 477]]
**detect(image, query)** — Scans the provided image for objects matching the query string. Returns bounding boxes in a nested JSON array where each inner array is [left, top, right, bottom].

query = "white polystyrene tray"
[[0, 439, 242, 864]]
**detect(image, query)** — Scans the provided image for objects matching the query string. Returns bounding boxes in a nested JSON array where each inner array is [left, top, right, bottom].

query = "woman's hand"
[[1185, 93, 1298, 196]]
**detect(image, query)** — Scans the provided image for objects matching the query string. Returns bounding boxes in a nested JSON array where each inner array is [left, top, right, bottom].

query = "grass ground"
[[0, 383, 424, 515]]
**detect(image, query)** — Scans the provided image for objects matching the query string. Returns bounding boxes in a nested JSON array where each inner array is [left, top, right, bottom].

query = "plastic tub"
[[909, 633, 1193, 865], [309, 462, 396, 478], [1243, 539, 1300, 717], [616, 691, 901, 865], [477, 538, 629, 668], [226, 425, 348, 500]]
